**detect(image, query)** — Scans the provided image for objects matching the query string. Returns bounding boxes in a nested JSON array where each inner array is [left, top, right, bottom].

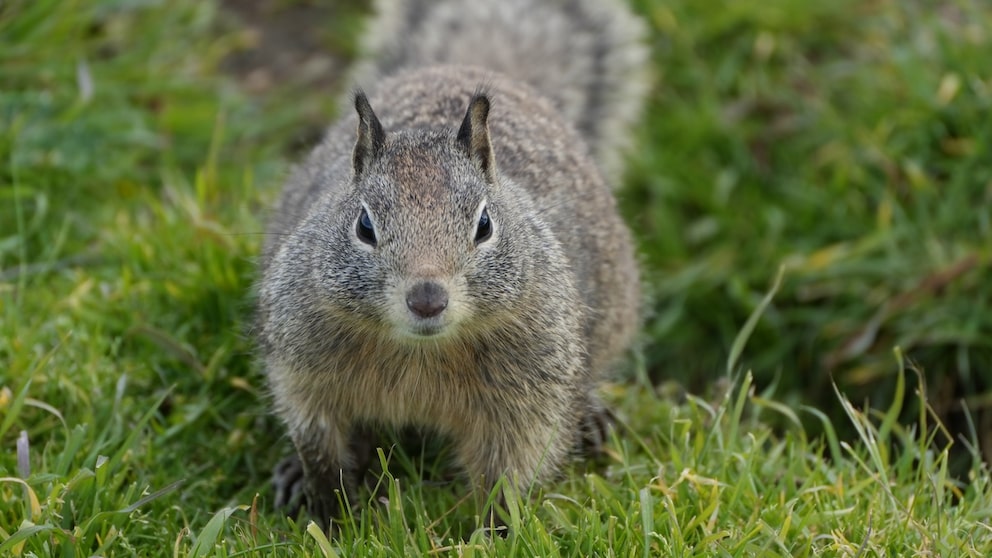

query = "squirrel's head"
[[317, 91, 531, 343]]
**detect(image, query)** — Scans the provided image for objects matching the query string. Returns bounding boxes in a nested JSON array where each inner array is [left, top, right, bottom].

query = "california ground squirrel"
[[255, 0, 649, 530]]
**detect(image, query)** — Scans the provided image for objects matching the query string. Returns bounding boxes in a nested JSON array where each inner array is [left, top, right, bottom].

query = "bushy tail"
[[354, 0, 651, 183]]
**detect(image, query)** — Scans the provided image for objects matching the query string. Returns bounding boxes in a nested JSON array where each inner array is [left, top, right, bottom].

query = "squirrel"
[[255, 0, 649, 531]]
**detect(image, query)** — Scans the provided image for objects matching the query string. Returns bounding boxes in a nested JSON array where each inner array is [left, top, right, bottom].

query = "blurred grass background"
[[2, 0, 991, 554], [623, 0, 992, 462]]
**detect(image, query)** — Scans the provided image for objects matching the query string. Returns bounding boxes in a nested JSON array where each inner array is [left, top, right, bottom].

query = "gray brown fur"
[[353, 0, 651, 182], [256, 0, 645, 530]]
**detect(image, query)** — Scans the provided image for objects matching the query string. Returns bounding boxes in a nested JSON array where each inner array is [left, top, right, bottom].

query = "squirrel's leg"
[[273, 452, 306, 517], [453, 404, 573, 535], [578, 392, 617, 457], [273, 420, 362, 531]]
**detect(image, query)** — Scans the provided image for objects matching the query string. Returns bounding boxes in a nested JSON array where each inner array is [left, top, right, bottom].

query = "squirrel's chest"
[[333, 343, 482, 428]]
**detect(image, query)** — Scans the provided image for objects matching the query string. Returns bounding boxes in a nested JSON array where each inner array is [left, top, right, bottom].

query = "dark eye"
[[356, 207, 377, 246], [475, 206, 492, 244]]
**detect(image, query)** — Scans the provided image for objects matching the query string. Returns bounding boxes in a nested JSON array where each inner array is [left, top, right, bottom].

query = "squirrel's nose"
[[406, 281, 448, 318]]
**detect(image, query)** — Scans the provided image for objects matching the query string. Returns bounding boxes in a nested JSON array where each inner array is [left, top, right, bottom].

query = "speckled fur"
[[256, 1, 645, 530], [353, 0, 651, 183]]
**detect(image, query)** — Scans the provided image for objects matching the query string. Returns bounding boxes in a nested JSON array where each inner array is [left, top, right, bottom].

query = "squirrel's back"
[[354, 0, 651, 182]]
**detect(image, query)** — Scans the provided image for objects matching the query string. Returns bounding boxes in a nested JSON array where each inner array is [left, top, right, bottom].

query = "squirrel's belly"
[[344, 352, 475, 431]]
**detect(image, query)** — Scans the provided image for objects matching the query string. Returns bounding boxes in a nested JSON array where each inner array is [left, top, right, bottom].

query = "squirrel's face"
[[317, 92, 528, 344], [350, 141, 507, 341]]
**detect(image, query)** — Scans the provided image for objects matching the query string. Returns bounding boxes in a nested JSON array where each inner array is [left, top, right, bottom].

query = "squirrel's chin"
[[391, 320, 458, 342]]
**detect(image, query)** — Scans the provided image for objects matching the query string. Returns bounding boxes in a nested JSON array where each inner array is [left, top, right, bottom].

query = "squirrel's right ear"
[[353, 91, 386, 176], [456, 94, 497, 184]]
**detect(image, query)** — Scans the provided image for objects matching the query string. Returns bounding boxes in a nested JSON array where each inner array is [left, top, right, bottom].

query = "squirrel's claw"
[[579, 396, 617, 458], [272, 453, 307, 518]]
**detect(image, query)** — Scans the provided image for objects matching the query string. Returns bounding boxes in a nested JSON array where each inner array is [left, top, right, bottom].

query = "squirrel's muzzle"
[[406, 281, 449, 319]]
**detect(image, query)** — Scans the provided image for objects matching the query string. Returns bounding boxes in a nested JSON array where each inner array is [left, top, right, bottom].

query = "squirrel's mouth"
[[409, 324, 444, 337], [393, 314, 461, 342]]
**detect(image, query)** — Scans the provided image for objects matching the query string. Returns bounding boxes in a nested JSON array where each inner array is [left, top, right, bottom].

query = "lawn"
[[2, 0, 991, 555]]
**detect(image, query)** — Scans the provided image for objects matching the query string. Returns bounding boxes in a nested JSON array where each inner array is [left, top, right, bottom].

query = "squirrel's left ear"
[[456, 94, 497, 183], [353, 90, 386, 177]]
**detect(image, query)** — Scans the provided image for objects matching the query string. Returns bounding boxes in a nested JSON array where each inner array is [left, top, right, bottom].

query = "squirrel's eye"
[[356, 208, 377, 246], [474, 206, 492, 245]]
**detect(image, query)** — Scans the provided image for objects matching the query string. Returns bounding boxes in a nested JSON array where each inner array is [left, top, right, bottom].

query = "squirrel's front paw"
[[273, 453, 306, 518], [303, 484, 344, 532], [579, 397, 617, 457], [273, 451, 352, 531]]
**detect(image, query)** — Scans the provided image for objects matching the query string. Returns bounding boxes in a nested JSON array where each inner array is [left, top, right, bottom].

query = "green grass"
[[626, 0, 992, 440], [2, 0, 991, 555]]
